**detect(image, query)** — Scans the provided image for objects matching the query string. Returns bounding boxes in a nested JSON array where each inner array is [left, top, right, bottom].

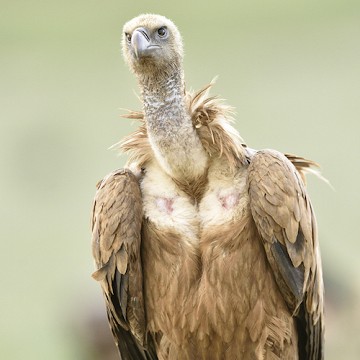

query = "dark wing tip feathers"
[[270, 240, 305, 309]]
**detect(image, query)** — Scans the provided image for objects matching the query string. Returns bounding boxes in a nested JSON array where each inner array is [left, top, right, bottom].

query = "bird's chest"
[[140, 161, 261, 327]]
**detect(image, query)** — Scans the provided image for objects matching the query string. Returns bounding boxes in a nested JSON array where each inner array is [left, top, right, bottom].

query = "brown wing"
[[91, 169, 157, 360], [248, 150, 324, 360]]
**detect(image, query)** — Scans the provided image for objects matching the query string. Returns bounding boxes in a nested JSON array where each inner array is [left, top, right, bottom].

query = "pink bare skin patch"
[[155, 197, 174, 215], [218, 193, 239, 210]]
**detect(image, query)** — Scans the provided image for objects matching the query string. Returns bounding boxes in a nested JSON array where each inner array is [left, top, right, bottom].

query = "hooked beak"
[[131, 27, 159, 59]]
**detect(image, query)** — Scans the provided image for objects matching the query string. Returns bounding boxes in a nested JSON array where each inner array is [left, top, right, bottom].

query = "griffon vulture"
[[91, 14, 324, 360]]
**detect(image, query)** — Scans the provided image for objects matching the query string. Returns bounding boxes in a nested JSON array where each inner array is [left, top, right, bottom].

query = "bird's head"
[[122, 14, 184, 77]]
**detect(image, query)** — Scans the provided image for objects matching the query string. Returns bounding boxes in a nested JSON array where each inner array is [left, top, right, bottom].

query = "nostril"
[[138, 28, 150, 42]]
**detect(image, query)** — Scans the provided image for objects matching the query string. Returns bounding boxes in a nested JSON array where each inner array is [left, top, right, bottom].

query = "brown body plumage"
[[92, 14, 324, 359]]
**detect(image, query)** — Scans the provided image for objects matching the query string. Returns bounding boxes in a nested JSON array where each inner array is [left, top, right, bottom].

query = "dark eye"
[[157, 27, 167, 37], [125, 33, 131, 42]]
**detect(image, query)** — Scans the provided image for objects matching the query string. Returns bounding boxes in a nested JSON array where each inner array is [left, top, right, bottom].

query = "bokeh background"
[[1, 0, 359, 358]]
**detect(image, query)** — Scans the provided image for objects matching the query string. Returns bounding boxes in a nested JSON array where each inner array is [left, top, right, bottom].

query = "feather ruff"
[[113, 81, 246, 171]]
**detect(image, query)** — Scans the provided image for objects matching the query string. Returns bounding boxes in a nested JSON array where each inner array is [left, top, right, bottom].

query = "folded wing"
[[91, 169, 157, 360], [248, 150, 324, 359]]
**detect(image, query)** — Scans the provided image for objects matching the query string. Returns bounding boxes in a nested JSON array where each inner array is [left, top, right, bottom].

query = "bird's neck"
[[138, 69, 208, 181]]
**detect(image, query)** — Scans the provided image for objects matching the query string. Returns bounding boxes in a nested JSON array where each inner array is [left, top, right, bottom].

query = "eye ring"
[[125, 33, 131, 42], [157, 27, 167, 37]]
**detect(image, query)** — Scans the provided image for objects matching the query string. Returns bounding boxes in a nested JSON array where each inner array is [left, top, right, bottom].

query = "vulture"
[[91, 14, 324, 360]]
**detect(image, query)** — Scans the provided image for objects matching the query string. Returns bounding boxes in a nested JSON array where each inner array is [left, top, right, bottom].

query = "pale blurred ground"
[[1, 0, 359, 359]]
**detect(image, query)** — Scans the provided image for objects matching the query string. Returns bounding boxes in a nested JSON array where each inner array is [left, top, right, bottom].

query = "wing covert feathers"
[[248, 149, 324, 359], [91, 169, 156, 359]]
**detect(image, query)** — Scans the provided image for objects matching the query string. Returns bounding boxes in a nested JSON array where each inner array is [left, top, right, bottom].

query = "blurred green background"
[[1, 0, 359, 358]]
